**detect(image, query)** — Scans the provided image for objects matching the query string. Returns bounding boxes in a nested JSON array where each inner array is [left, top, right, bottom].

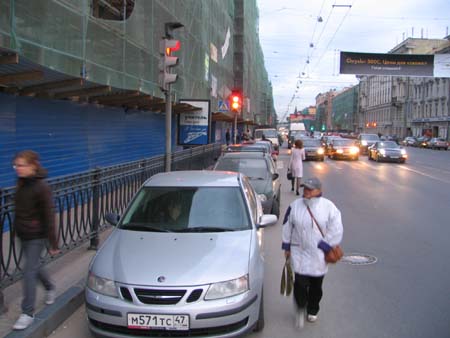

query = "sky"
[[257, 0, 450, 122]]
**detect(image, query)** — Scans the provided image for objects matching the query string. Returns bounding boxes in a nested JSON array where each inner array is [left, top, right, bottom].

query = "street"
[[48, 145, 450, 338]]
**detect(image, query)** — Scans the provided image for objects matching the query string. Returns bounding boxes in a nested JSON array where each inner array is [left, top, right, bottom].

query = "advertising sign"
[[178, 100, 210, 145], [340, 52, 434, 76]]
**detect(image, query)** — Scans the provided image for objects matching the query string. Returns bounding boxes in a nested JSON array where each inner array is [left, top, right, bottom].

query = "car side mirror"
[[257, 214, 278, 228], [105, 212, 120, 226], [272, 173, 279, 180]]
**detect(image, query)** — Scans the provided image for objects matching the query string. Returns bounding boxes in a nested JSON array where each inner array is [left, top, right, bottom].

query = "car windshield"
[[255, 129, 277, 138], [215, 157, 269, 179], [379, 141, 400, 148], [361, 134, 380, 140], [333, 139, 356, 146], [303, 139, 322, 147], [120, 187, 250, 232]]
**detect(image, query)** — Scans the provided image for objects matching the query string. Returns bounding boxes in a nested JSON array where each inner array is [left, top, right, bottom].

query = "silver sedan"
[[85, 170, 277, 337]]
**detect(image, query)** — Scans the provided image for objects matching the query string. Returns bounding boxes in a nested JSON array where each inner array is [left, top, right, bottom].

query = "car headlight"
[[88, 272, 118, 298], [349, 147, 359, 154], [205, 275, 249, 300], [336, 149, 343, 154], [361, 141, 368, 146], [401, 149, 406, 155], [379, 149, 386, 155], [317, 148, 325, 155]]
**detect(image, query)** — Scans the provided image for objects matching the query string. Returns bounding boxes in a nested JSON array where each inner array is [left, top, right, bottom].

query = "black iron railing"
[[0, 143, 223, 287]]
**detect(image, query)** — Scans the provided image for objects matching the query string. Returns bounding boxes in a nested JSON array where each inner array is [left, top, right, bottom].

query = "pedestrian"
[[12, 150, 59, 330], [281, 177, 343, 328], [225, 128, 231, 145], [289, 139, 305, 195]]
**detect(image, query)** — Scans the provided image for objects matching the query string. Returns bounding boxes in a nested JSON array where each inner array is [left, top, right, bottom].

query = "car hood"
[[91, 229, 252, 286], [248, 177, 271, 195]]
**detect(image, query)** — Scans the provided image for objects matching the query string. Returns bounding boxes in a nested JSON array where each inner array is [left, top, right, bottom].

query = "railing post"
[[0, 188, 7, 314], [89, 168, 101, 250]]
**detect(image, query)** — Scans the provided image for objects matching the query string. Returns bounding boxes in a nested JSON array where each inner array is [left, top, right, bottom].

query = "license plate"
[[390, 156, 399, 159], [127, 313, 189, 331]]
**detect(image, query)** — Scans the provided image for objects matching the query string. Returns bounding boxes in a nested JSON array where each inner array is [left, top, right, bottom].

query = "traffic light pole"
[[234, 113, 238, 144], [165, 87, 172, 172]]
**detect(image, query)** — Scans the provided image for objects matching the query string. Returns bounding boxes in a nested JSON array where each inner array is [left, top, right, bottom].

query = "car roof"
[[221, 152, 269, 159], [144, 170, 241, 187]]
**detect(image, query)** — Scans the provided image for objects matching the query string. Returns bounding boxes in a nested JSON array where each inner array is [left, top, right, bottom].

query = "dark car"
[[321, 135, 341, 156], [302, 138, 325, 161], [368, 141, 408, 163], [401, 136, 417, 147], [428, 138, 448, 150], [356, 133, 380, 154], [416, 136, 431, 148], [213, 151, 281, 217], [288, 130, 308, 149], [328, 139, 359, 160]]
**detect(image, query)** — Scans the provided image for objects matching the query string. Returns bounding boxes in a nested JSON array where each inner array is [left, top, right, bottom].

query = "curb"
[[5, 280, 85, 338]]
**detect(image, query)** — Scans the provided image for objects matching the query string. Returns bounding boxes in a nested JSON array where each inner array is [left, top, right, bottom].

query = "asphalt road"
[[48, 145, 450, 338]]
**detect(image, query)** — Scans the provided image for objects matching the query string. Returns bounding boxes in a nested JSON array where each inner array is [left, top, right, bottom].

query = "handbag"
[[280, 257, 294, 296], [287, 170, 293, 180], [306, 206, 343, 264]]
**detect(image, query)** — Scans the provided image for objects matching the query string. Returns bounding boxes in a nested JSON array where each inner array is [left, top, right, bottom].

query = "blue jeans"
[[21, 239, 54, 316]]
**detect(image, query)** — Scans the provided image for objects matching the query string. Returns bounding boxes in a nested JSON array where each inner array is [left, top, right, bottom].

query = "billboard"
[[340, 52, 435, 76], [178, 100, 211, 146]]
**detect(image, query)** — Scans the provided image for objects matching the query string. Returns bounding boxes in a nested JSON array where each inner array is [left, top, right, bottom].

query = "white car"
[[86, 170, 277, 337]]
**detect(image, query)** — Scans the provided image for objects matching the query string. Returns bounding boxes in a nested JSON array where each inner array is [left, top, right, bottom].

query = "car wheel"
[[253, 291, 265, 332], [320, 156, 324, 162], [271, 198, 280, 218]]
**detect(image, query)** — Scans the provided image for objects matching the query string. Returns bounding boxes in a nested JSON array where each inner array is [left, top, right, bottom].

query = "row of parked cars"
[[85, 142, 282, 337], [401, 136, 449, 150]]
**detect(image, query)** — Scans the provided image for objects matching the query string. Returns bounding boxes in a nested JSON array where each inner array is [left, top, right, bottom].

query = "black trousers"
[[294, 273, 324, 316]]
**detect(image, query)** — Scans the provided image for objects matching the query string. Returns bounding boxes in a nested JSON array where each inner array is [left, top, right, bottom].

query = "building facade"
[[357, 37, 450, 139], [0, 0, 274, 186], [331, 85, 359, 132]]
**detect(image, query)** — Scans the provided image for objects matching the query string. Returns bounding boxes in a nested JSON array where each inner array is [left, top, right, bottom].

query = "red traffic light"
[[230, 91, 242, 112]]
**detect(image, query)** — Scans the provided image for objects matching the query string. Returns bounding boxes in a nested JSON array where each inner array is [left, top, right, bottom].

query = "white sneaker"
[[13, 314, 34, 330], [295, 309, 305, 329], [307, 314, 318, 322], [45, 289, 56, 305]]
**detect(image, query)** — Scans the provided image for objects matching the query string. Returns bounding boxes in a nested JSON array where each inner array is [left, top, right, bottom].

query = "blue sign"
[[217, 100, 229, 112], [178, 100, 211, 145]]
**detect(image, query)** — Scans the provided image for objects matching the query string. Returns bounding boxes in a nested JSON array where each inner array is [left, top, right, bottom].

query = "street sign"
[[217, 100, 229, 112]]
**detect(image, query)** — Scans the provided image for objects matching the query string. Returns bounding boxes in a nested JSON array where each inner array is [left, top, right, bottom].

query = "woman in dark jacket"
[[12, 150, 59, 330]]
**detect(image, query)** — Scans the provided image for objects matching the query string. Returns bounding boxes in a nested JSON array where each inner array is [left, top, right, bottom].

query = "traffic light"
[[310, 125, 315, 131], [159, 38, 180, 91], [321, 124, 326, 131], [230, 90, 242, 113]]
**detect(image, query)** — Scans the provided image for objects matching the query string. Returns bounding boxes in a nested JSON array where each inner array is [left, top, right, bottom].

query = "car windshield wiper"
[[175, 226, 236, 233], [121, 223, 171, 232]]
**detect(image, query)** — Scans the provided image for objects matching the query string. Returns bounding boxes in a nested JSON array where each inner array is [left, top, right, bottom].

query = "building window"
[[92, 0, 135, 20]]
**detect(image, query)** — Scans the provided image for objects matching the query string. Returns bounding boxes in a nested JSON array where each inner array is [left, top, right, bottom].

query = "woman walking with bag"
[[281, 177, 343, 328], [12, 150, 59, 330], [289, 139, 306, 195]]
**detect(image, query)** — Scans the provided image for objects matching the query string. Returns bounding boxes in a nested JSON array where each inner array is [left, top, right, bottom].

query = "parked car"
[[225, 142, 277, 161], [214, 151, 281, 216], [254, 128, 279, 154], [302, 138, 325, 161], [356, 133, 380, 154], [368, 141, 408, 163], [327, 139, 360, 160], [428, 138, 448, 150], [401, 136, 417, 147], [86, 171, 277, 337]]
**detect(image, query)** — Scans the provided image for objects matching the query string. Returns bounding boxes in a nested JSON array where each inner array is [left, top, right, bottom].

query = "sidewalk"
[[0, 228, 113, 338]]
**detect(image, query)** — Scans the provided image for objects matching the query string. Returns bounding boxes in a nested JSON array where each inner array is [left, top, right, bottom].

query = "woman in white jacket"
[[282, 177, 343, 328], [289, 139, 306, 195]]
